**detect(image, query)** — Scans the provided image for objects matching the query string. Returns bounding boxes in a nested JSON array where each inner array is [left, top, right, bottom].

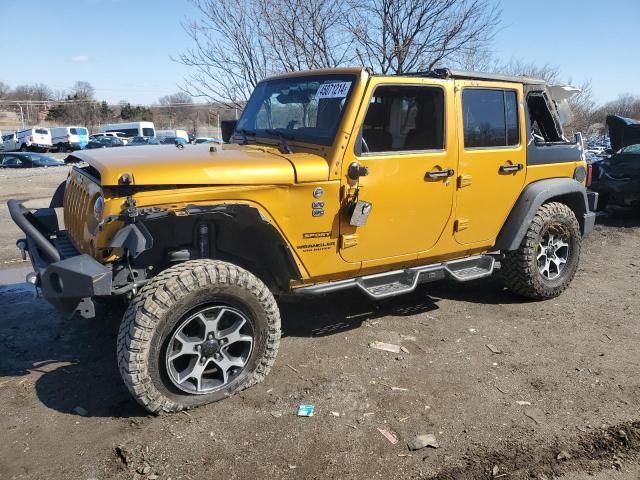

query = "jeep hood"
[[607, 115, 640, 152], [71, 144, 329, 186]]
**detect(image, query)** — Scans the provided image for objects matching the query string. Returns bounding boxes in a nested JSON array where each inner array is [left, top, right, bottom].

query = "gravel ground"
[[0, 167, 639, 479]]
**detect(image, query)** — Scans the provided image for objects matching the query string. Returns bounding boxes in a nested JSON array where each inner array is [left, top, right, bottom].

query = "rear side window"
[[462, 89, 519, 148], [142, 128, 154, 137]]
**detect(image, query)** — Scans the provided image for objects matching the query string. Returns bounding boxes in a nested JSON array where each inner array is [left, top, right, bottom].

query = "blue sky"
[[0, 0, 636, 105]]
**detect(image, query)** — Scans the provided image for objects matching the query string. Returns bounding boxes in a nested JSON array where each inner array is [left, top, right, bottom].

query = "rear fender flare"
[[495, 178, 589, 251]]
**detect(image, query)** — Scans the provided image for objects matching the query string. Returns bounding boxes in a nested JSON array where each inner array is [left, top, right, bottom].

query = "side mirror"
[[220, 120, 238, 143]]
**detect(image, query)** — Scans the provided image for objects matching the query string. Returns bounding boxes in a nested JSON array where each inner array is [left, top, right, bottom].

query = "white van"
[[51, 126, 89, 151], [101, 121, 155, 138], [156, 129, 189, 143], [14, 127, 52, 152]]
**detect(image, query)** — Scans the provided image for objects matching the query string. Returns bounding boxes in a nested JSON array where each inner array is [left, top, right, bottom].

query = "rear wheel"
[[117, 260, 280, 414], [502, 202, 581, 300]]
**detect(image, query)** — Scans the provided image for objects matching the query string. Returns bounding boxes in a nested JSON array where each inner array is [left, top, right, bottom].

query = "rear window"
[[142, 128, 155, 137], [35, 128, 49, 135], [70, 128, 88, 135]]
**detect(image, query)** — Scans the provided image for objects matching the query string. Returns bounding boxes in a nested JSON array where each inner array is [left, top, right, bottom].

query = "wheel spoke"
[[219, 317, 252, 346], [198, 308, 227, 338], [177, 357, 211, 390], [168, 332, 201, 362], [212, 352, 246, 383]]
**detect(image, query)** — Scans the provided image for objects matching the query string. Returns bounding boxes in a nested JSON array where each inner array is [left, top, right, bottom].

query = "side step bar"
[[295, 255, 496, 300]]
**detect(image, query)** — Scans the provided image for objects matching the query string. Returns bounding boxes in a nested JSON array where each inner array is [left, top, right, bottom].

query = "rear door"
[[454, 82, 526, 245], [34, 128, 51, 146], [73, 127, 89, 147], [339, 78, 456, 266]]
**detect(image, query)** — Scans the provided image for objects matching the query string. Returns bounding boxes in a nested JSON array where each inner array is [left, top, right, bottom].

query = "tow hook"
[[16, 239, 27, 260]]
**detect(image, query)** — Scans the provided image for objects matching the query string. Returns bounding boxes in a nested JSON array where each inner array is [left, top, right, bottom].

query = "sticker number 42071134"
[[315, 82, 352, 99]]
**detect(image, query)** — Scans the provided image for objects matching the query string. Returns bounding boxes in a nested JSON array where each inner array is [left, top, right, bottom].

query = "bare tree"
[[72, 81, 95, 100], [176, 0, 353, 105], [175, 0, 272, 106], [347, 0, 501, 74], [0, 81, 10, 99], [257, 0, 351, 71], [494, 58, 561, 84], [158, 92, 196, 128]]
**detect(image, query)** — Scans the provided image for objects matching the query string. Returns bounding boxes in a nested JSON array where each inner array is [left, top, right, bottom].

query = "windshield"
[[621, 144, 640, 154], [235, 74, 356, 146]]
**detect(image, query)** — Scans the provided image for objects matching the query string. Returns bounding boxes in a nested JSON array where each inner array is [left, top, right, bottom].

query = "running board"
[[295, 255, 495, 300]]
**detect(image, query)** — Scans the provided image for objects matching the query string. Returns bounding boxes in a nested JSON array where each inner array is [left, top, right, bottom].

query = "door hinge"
[[457, 174, 472, 188], [340, 234, 359, 249], [455, 219, 470, 232]]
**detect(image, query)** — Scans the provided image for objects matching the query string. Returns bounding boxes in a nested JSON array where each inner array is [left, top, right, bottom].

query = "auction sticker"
[[316, 81, 352, 99]]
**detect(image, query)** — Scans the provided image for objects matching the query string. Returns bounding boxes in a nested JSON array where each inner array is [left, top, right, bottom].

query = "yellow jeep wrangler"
[[8, 67, 597, 413]]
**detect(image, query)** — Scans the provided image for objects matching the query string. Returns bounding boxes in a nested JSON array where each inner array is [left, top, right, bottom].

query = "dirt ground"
[[1, 167, 640, 480]]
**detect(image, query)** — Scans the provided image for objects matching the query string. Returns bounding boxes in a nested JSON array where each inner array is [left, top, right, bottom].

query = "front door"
[[339, 79, 457, 265], [454, 81, 527, 245]]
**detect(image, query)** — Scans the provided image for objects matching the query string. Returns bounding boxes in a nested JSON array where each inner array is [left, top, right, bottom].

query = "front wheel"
[[117, 260, 281, 414], [502, 202, 581, 300]]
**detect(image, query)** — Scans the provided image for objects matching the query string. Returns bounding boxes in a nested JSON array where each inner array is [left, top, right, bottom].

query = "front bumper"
[[7, 200, 111, 318]]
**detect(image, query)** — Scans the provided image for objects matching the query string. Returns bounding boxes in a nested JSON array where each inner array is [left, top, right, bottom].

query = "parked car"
[[51, 126, 89, 152], [589, 115, 640, 210], [86, 136, 125, 149], [159, 136, 187, 145], [90, 132, 129, 145], [157, 129, 189, 143], [3, 128, 52, 152], [0, 152, 64, 168], [193, 137, 222, 144], [127, 136, 160, 146]]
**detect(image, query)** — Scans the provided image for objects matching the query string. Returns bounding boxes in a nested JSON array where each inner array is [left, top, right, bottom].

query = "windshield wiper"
[[264, 129, 293, 154], [236, 128, 256, 145]]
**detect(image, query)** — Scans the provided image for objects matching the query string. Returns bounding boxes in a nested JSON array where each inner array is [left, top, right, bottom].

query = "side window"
[[2, 155, 22, 166], [526, 92, 563, 143], [360, 85, 445, 154], [462, 89, 520, 148]]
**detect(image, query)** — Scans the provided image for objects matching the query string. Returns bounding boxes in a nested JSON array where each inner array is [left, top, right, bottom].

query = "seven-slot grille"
[[63, 170, 96, 251]]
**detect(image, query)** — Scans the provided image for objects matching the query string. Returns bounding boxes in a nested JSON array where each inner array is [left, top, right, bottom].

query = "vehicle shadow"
[[424, 275, 533, 305], [280, 287, 441, 338], [0, 283, 147, 418]]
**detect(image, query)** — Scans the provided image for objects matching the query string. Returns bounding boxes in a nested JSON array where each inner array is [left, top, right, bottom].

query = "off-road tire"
[[117, 259, 280, 414], [502, 202, 581, 300]]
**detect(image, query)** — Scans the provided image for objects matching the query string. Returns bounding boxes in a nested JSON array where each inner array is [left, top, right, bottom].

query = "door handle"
[[499, 163, 524, 173], [426, 168, 454, 180]]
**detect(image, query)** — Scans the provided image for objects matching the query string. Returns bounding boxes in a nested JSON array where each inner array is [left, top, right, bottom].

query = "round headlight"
[[93, 195, 104, 221]]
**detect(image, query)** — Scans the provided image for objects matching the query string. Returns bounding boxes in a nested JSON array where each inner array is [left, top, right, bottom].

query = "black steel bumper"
[[7, 199, 112, 318]]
